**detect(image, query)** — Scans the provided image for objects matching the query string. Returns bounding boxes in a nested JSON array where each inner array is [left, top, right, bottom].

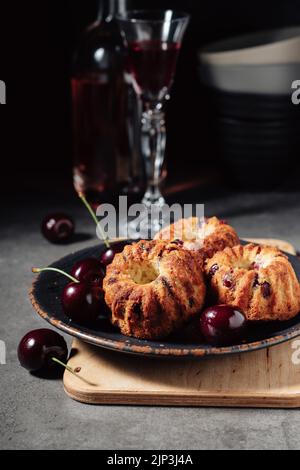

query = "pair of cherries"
[[33, 245, 124, 325], [62, 244, 124, 323]]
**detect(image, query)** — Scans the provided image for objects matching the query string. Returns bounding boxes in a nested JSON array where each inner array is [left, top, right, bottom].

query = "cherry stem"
[[51, 357, 94, 385], [78, 192, 110, 249], [51, 357, 76, 374], [32, 267, 79, 284]]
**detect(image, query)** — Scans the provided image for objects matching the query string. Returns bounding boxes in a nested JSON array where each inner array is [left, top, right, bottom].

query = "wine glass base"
[[142, 191, 166, 208]]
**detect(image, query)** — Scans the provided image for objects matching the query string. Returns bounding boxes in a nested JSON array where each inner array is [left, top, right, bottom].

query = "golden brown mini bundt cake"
[[155, 216, 239, 260], [205, 243, 300, 321], [103, 239, 206, 339]]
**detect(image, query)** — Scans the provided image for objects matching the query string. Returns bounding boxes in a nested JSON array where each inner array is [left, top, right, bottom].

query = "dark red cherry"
[[101, 242, 126, 267], [101, 248, 116, 267], [200, 305, 247, 346], [41, 213, 74, 244], [70, 258, 104, 285], [61, 282, 103, 324], [18, 329, 68, 372]]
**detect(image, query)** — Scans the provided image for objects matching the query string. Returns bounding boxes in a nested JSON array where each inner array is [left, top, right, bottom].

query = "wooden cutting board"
[[64, 238, 300, 408]]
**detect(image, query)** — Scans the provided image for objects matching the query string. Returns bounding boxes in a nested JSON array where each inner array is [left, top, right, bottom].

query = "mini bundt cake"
[[103, 239, 206, 339], [205, 243, 300, 321], [155, 216, 239, 260]]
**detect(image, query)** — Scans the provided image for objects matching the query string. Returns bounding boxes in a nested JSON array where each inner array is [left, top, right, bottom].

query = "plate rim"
[[29, 240, 300, 358]]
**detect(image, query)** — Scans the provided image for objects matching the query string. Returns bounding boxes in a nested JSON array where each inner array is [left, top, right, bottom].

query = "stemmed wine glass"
[[117, 10, 190, 234]]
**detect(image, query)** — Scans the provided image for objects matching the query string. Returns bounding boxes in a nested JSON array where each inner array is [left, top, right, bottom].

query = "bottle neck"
[[97, 0, 127, 22]]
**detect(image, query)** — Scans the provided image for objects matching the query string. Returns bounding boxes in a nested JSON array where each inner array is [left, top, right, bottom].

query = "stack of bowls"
[[198, 27, 300, 188]]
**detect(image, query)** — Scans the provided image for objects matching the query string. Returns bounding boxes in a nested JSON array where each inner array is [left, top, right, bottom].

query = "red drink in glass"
[[127, 40, 180, 101]]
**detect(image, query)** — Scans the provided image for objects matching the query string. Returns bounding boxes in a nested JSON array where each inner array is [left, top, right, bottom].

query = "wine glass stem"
[[141, 104, 166, 207]]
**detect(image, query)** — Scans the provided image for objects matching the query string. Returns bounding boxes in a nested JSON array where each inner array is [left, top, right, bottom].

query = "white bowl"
[[200, 62, 300, 94], [200, 26, 300, 66]]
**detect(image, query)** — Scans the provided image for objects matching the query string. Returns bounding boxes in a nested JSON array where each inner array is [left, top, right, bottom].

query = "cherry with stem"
[[32, 267, 78, 283], [51, 357, 93, 385], [79, 192, 110, 249], [18, 328, 92, 384], [78, 192, 123, 266], [32, 266, 103, 324]]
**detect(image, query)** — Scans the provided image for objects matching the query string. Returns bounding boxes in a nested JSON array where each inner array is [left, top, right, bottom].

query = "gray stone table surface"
[[1, 184, 300, 450]]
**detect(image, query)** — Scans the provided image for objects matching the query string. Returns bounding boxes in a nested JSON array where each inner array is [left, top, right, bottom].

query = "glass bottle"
[[71, 0, 143, 206]]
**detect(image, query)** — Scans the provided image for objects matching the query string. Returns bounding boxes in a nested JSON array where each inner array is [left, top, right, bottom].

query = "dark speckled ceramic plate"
[[29, 240, 300, 358]]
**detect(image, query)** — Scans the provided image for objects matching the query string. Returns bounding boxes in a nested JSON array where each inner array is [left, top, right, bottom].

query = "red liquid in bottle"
[[72, 73, 144, 205], [127, 40, 180, 101], [72, 73, 125, 204]]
